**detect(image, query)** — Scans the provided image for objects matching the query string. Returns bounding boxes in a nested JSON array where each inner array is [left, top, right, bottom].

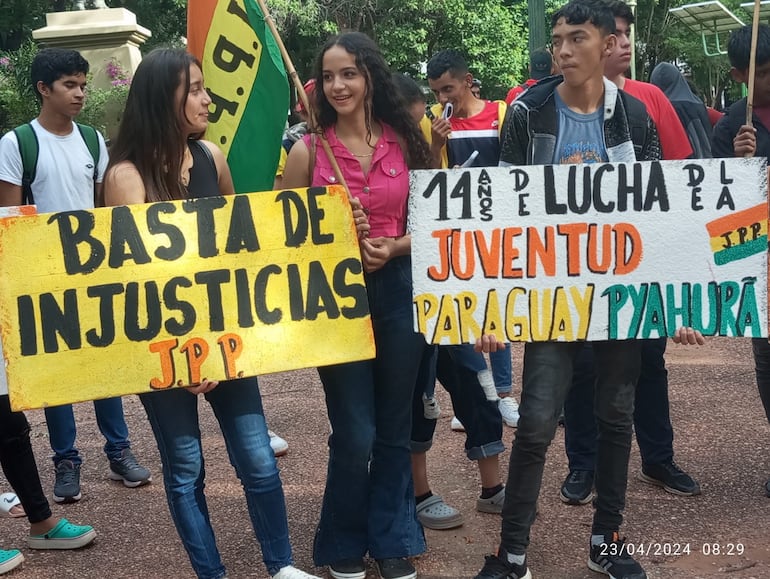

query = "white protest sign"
[[408, 158, 768, 344]]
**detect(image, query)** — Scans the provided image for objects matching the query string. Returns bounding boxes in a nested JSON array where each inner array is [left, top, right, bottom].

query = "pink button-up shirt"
[[304, 123, 408, 238]]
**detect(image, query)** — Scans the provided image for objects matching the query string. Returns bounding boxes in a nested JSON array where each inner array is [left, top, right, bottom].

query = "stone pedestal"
[[32, 8, 151, 90]]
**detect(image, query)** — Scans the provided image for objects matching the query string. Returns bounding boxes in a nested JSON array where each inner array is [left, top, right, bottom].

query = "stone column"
[[32, 8, 151, 90]]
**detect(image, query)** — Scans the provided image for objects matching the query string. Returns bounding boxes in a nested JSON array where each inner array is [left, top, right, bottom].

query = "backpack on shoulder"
[[622, 94, 653, 159], [13, 123, 100, 205]]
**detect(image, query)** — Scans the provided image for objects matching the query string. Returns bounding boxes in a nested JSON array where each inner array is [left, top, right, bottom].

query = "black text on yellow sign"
[[0, 186, 375, 410]]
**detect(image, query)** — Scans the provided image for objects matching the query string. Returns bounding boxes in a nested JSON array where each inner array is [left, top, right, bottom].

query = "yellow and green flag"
[[188, 0, 289, 193]]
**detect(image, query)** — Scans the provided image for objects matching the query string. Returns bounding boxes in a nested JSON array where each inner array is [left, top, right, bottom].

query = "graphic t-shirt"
[[552, 91, 608, 165], [445, 100, 502, 167]]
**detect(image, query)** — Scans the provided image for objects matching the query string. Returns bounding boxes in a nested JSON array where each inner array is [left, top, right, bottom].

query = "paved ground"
[[1, 337, 769, 578]]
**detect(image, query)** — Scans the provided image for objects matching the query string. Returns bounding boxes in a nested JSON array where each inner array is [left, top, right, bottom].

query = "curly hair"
[[312, 32, 432, 170]]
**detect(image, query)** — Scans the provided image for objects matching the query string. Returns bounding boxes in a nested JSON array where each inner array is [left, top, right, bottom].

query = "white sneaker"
[[498, 397, 520, 428], [272, 565, 322, 579], [423, 394, 441, 419], [450, 416, 465, 432], [269, 430, 288, 457]]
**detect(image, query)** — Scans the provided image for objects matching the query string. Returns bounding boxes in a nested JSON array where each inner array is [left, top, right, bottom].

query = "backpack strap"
[[76, 123, 100, 182], [13, 123, 39, 205], [13, 123, 101, 206], [621, 94, 649, 158]]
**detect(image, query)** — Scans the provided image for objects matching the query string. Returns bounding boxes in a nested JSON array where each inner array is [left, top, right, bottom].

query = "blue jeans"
[[564, 338, 673, 470], [314, 255, 425, 565], [45, 397, 130, 466], [140, 378, 292, 579], [424, 343, 500, 398], [411, 345, 504, 460], [490, 343, 513, 394], [501, 340, 641, 554]]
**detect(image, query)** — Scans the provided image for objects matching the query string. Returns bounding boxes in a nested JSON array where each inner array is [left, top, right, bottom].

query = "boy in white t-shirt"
[[0, 48, 151, 507]]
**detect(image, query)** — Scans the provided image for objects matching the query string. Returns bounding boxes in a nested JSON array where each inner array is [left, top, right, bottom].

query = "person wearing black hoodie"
[[650, 61, 713, 158]]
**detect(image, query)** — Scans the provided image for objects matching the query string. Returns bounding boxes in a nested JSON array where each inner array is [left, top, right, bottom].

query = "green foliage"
[[374, 0, 527, 100], [0, 43, 130, 139], [635, 0, 738, 106], [0, 40, 40, 133], [268, 0, 533, 102], [77, 59, 131, 139], [113, 0, 186, 50], [0, 0, 51, 51], [0, 0, 751, 118]]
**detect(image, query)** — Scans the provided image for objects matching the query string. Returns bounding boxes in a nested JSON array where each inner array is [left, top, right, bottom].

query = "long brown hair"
[[107, 48, 202, 202]]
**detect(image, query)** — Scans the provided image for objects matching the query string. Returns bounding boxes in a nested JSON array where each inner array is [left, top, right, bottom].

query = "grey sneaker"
[[109, 449, 151, 488], [477, 487, 505, 514], [53, 460, 81, 503], [423, 394, 441, 419]]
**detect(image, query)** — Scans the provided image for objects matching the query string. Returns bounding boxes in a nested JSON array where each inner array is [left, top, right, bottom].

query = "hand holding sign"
[[350, 196, 370, 239], [360, 236, 402, 273], [185, 378, 220, 395]]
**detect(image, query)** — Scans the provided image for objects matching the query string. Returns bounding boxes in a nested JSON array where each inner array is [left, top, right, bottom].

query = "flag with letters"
[[187, 0, 289, 193]]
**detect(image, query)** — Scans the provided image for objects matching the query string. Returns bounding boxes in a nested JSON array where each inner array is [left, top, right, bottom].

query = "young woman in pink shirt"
[[282, 31, 431, 579]]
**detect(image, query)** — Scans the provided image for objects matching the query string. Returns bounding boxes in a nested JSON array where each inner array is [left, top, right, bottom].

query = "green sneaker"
[[0, 549, 23, 575], [29, 518, 96, 550]]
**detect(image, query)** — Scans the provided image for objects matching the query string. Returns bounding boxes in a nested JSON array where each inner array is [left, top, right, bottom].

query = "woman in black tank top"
[[103, 48, 319, 579], [185, 139, 220, 198]]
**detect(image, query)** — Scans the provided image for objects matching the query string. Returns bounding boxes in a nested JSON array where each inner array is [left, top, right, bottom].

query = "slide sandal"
[[0, 493, 26, 518]]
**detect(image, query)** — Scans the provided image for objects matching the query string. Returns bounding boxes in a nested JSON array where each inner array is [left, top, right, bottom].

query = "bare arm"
[[281, 139, 311, 190], [103, 162, 147, 206], [0, 180, 23, 207]]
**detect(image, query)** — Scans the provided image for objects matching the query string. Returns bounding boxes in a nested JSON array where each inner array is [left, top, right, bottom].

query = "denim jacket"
[[499, 75, 662, 167]]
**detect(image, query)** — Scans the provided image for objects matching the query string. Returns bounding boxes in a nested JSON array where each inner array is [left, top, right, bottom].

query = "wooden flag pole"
[[254, 0, 352, 197], [747, 0, 762, 126]]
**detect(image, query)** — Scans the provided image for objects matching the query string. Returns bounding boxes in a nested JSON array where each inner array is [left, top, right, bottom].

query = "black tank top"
[[186, 140, 220, 199]]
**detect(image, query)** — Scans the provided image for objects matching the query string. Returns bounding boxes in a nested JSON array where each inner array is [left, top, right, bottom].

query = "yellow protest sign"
[[0, 186, 375, 410]]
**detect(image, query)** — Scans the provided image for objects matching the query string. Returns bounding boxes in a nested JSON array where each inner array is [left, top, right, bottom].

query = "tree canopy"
[[0, 0, 750, 105]]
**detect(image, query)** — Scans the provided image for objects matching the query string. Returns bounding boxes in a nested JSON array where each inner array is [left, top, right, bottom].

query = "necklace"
[[351, 151, 373, 158]]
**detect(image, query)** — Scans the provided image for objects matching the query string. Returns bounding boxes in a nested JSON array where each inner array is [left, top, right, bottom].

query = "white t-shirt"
[[0, 119, 109, 212]]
